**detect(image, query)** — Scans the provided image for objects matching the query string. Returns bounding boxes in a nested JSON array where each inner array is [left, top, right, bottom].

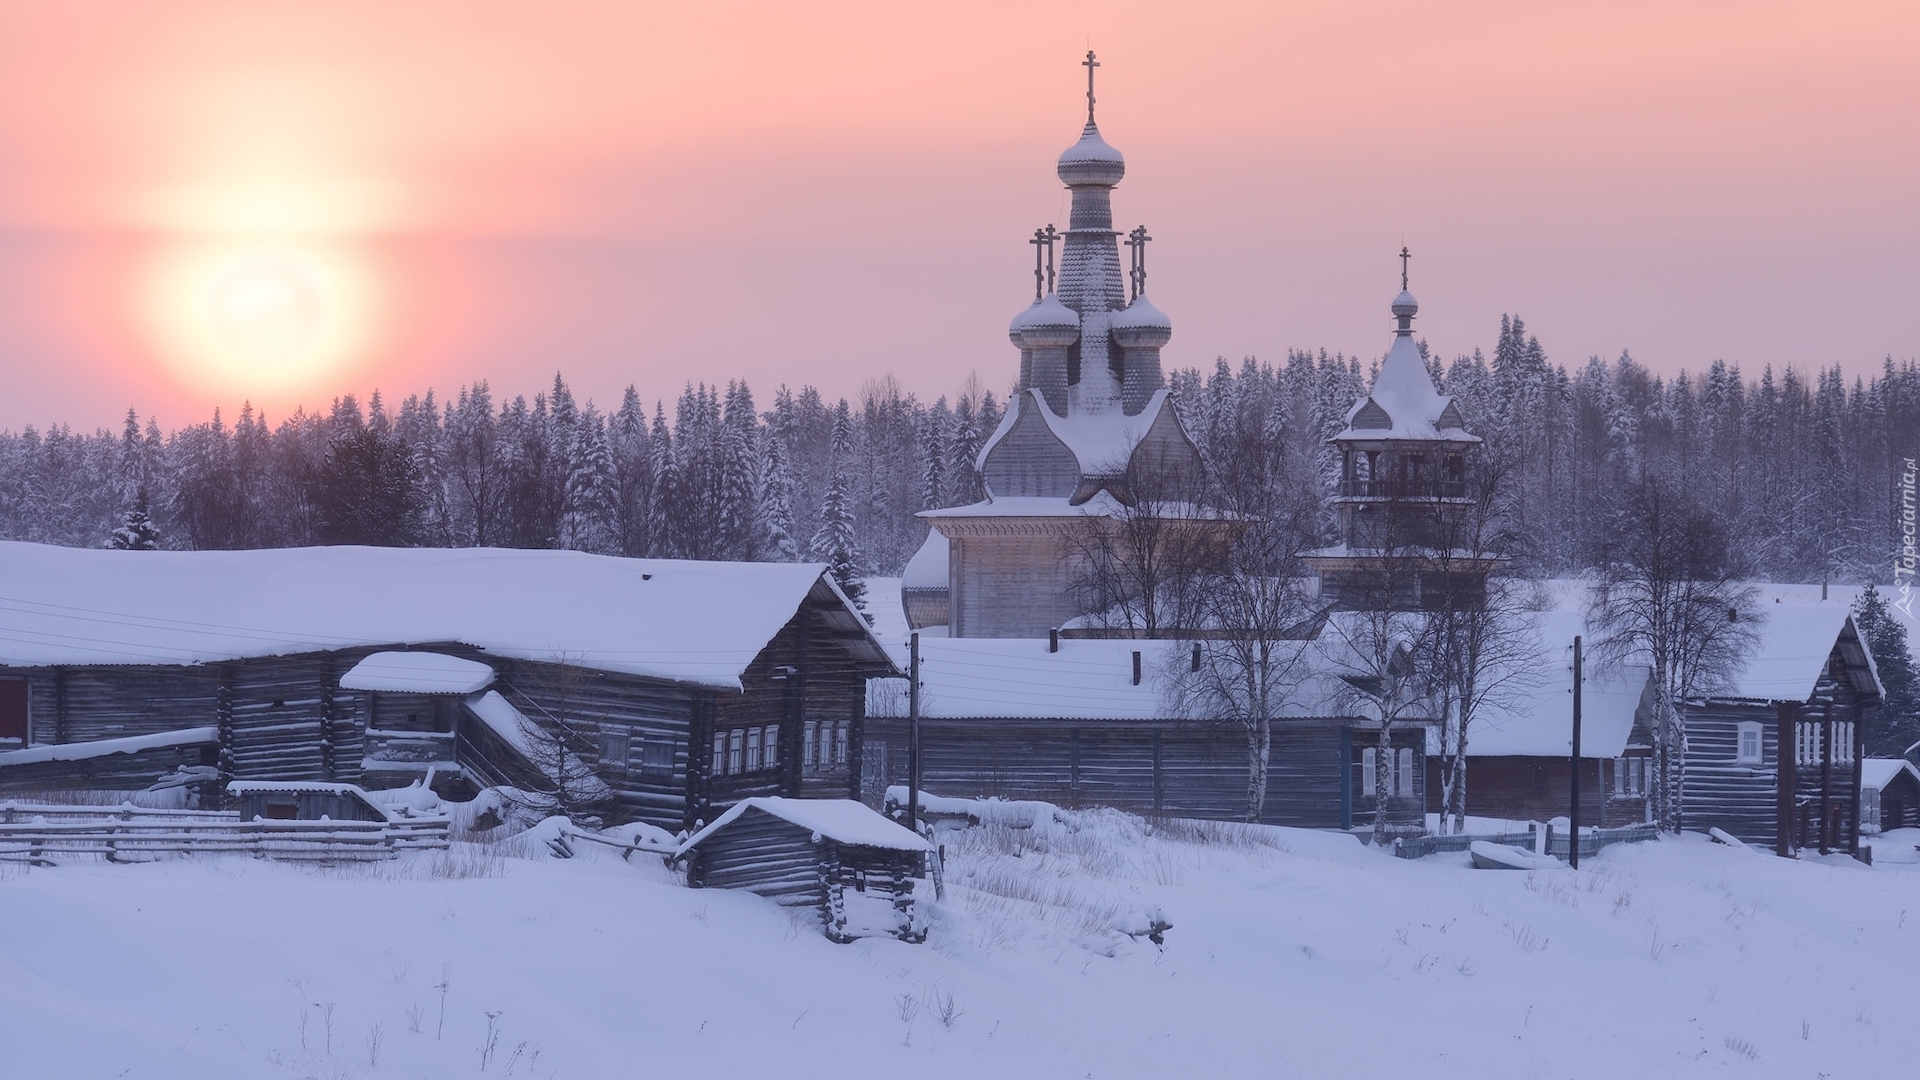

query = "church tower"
[[912, 54, 1216, 638], [1307, 251, 1496, 611]]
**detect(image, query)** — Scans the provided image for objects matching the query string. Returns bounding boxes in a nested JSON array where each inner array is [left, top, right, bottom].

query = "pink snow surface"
[[2, 810, 1917, 1077]]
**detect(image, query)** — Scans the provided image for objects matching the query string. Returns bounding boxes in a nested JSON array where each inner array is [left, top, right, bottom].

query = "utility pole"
[[1570, 635, 1583, 870], [907, 631, 921, 834]]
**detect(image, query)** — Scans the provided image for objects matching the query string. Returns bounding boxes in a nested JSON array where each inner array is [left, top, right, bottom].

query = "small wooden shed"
[[1861, 759, 1920, 833], [675, 797, 932, 943], [226, 781, 392, 823]]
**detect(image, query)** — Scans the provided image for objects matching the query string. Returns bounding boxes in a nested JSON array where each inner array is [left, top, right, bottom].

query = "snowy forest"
[[2, 314, 1916, 590]]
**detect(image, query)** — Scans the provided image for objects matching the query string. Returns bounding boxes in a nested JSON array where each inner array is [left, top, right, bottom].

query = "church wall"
[[948, 532, 1084, 638]]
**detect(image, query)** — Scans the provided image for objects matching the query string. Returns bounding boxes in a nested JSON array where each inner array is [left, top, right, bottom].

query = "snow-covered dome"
[[1015, 293, 1083, 349], [1110, 295, 1172, 348], [1056, 121, 1126, 187], [1390, 289, 1419, 320], [1009, 299, 1046, 345]]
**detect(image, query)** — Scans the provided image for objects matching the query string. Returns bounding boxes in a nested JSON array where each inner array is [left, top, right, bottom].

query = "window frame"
[[1735, 721, 1763, 766]]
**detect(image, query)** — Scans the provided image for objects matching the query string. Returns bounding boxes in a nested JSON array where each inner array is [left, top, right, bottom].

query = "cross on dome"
[[1125, 225, 1153, 301], [1400, 245, 1411, 291], [1083, 50, 1100, 123]]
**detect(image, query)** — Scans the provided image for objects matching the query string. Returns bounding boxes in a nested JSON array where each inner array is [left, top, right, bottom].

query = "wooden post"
[[907, 632, 921, 834], [1848, 701, 1865, 857], [53, 666, 69, 744], [1819, 702, 1834, 855], [1776, 702, 1798, 858], [1570, 635, 1583, 870], [1152, 728, 1164, 815]]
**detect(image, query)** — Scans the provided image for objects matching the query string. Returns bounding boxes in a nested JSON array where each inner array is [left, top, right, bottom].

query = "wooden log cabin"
[[1422, 612, 1659, 829], [674, 796, 933, 942], [863, 635, 1428, 831], [1678, 605, 1882, 854], [0, 542, 896, 831]]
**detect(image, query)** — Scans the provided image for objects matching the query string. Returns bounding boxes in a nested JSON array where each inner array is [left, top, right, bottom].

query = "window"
[[711, 732, 725, 776], [1395, 748, 1415, 798], [1613, 758, 1648, 797], [727, 729, 744, 775], [598, 732, 630, 775], [1735, 721, 1763, 765], [803, 721, 818, 769], [1361, 748, 1378, 797], [633, 739, 675, 781], [0, 678, 27, 745], [833, 721, 849, 767], [762, 725, 779, 769], [745, 727, 762, 771]]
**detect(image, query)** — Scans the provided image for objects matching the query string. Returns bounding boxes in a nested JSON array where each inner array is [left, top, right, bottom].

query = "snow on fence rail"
[[1393, 822, 1659, 861], [0, 804, 449, 865]]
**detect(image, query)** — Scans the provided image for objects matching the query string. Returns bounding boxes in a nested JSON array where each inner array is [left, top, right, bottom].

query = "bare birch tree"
[[1588, 475, 1762, 832]]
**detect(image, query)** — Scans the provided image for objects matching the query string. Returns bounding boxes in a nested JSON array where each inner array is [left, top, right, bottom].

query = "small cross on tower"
[[1083, 50, 1100, 123], [1125, 225, 1153, 302], [1042, 224, 1059, 293], [1400, 245, 1411, 291], [1030, 228, 1050, 300]]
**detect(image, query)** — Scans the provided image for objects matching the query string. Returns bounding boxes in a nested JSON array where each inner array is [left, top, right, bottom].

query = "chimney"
[[1132, 650, 1143, 686], [1049, 628, 1060, 653]]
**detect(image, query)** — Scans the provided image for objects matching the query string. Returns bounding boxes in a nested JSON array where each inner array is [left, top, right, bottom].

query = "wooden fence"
[[1393, 822, 1660, 861], [0, 802, 449, 865]]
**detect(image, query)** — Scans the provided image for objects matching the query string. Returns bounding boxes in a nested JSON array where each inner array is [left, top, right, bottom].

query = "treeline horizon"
[[1, 314, 1915, 587]]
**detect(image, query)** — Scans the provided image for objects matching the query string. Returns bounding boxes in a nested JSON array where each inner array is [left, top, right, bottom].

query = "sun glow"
[[142, 238, 383, 400]]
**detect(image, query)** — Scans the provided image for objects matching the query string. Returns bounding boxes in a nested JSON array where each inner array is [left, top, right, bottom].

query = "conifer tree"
[[107, 486, 162, 550], [1854, 585, 1920, 757]]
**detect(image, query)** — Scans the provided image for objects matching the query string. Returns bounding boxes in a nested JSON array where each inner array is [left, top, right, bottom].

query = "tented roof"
[[1335, 334, 1478, 443], [0, 542, 891, 690]]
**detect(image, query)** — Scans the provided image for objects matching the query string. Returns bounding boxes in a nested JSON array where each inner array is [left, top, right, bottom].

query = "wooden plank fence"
[[0, 802, 449, 865], [1393, 822, 1660, 861]]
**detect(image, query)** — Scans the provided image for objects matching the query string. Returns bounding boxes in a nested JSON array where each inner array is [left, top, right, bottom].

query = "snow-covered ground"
[[4, 808, 1918, 1078]]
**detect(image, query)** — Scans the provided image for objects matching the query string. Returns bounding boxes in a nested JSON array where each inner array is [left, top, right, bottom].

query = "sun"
[[209, 258, 325, 363], [142, 239, 383, 400]]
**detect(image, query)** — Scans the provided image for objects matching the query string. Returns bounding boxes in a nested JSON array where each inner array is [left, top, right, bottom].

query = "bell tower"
[[1307, 251, 1497, 611]]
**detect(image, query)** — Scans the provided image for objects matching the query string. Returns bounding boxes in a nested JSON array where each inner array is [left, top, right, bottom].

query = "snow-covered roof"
[[919, 492, 1130, 520], [901, 529, 949, 591], [1335, 330, 1477, 444], [1111, 295, 1171, 332], [1716, 606, 1880, 703], [1861, 758, 1920, 793], [341, 651, 495, 695], [0, 542, 890, 691], [676, 796, 932, 855], [1467, 612, 1650, 759], [1037, 390, 1173, 477], [0, 725, 217, 766], [868, 638, 1186, 721]]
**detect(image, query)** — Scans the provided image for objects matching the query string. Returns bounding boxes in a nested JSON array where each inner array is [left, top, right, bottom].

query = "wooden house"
[[1679, 605, 1882, 855], [1860, 758, 1920, 833], [0, 542, 896, 831], [1423, 612, 1659, 829], [863, 635, 1427, 832], [674, 796, 932, 942]]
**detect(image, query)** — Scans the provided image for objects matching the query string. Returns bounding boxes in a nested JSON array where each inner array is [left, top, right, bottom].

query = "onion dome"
[[1056, 120, 1126, 187], [1009, 299, 1045, 346], [1015, 292, 1082, 349], [1391, 289, 1419, 320], [1110, 295, 1172, 348]]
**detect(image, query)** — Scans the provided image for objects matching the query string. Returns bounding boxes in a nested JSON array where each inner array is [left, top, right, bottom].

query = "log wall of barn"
[[867, 716, 1361, 828], [685, 811, 827, 910]]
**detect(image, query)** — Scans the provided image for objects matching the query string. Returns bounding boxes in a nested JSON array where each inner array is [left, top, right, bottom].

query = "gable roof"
[[676, 797, 931, 854], [1861, 758, 1920, 793], [1715, 607, 1883, 703], [0, 542, 891, 691]]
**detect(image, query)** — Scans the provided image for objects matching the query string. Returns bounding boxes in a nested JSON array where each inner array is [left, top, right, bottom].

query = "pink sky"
[[0, 1, 1914, 429]]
